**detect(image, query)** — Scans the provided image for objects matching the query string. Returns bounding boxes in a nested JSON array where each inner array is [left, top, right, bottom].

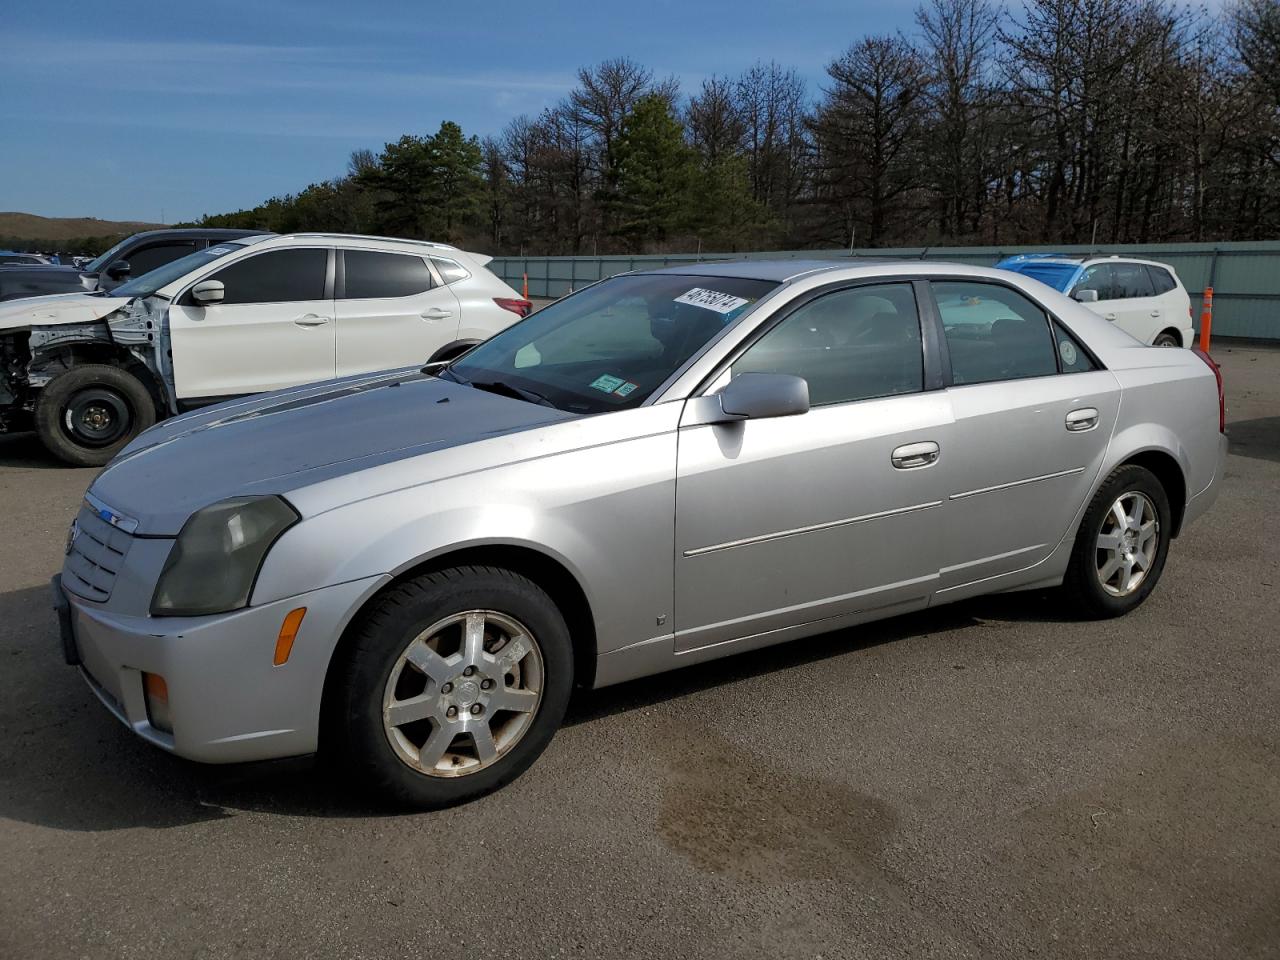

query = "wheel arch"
[[32, 340, 165, 413], [1155, 327, 1183, 346], [319, 542, 599, 748], [426, 339, 482, 363], [1117, 448, 1188, 536]]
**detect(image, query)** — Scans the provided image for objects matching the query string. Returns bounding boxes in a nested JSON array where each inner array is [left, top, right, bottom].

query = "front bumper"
[[53, 573, 389, 763]]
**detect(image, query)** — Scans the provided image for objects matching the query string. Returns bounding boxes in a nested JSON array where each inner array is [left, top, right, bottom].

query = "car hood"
[[90, 369, 576, 535], [0, 291, 130, 332]]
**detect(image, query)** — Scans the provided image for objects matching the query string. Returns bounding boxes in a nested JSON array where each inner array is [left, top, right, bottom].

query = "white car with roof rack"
[[997, 254, 1194, 348], [0, 233, 529, 466]]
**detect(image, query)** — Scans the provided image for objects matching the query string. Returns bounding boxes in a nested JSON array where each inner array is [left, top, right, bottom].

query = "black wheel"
[[1063, 464, 1172, 619], [1153, 331, 1181, 347], [329, 565, 573, 809], [34, 364, 157, 467]]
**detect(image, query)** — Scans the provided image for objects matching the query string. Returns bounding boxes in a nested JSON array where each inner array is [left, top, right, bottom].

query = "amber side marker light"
[[274, 608, 308, 666]]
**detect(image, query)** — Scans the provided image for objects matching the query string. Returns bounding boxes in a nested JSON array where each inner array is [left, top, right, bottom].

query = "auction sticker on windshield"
[[590, 374, 626, 393], [675, 288, 750, 314]]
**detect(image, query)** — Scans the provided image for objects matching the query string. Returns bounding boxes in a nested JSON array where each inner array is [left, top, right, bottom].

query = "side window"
[[732, 283, 923, 406], [1147, 265, 1177, 295], [1052, 320, 1097, 373], [127, 241, 198, 276], [209, 249, 328, 305], [1074, 263, 1115, 300], [1111, 262, 1154, 299], [343, 250, 435, 299], [430, 257, 469, 284], [933, 280, 1058, 385]]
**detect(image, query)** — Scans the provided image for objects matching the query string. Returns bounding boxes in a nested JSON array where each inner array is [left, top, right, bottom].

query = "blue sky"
[[1, 0, 918, 223]]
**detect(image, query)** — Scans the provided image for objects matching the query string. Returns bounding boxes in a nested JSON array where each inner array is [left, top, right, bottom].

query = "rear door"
[[335, 249, 460, 375], [1076, 261, 1162, 343], [929, 279, 1120, 592], [168, 246, 335, 399]]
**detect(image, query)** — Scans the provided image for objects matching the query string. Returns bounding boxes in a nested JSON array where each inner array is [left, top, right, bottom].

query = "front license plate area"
[[51, 575, 80, 666]]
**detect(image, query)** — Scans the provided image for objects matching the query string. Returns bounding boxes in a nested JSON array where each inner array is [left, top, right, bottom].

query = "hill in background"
[[0, 212, 163, 251]]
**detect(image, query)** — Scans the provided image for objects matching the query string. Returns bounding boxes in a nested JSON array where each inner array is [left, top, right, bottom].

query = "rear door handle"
[[1104, 313, 1117, 321], [1066, 408, 1099, 432], [421, 307, 454, 320], [1150, 309, 1162, 317], [293, 313, 330, 327], [891, 441, 940, 469]]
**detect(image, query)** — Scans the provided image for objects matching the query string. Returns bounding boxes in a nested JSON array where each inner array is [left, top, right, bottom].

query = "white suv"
[[997, 254, 1194, 348], [0, 233, 530, 465]]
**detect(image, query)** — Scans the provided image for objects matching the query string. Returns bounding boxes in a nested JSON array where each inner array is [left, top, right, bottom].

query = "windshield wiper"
[[467, 378, 558, 409]]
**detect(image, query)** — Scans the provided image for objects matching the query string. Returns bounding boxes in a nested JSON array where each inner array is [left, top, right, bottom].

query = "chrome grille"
[[62, 503, 134, 602]]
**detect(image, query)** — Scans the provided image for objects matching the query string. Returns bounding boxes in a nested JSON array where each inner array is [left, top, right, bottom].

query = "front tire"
[[330, 565, 573, 809], [34, 364, 157, 467], [1063, 464, 1172, 618]]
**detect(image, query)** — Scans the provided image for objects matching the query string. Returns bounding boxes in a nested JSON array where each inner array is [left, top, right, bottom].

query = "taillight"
[[494, 297, 532, 318], [1193, 347, 1225, 433]]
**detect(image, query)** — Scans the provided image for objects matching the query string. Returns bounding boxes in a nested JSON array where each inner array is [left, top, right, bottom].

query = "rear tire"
[[1153, 331, 1181, 347], [1062, 464, 1172, 619], [329, 565, 573, 809], [34, 364, 157, 467]]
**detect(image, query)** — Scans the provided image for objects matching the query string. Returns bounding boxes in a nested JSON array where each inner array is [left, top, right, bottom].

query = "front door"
[[169, 246, 335, 399], [929, 279, 1120, 590], [673, 281, 953, 652], [335, 248, 461, 375]]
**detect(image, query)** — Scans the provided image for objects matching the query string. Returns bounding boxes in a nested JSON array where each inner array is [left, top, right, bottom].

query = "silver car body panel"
[[63, 260, 1227, 762]]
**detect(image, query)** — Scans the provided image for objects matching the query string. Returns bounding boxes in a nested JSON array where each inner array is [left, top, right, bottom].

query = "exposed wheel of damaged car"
[[329, 566, 573, 808], [35, 364, 156, 467]]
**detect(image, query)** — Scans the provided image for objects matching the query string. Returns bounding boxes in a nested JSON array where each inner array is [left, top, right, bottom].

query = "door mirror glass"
[[191, 279, 225, 304], [718, 372, 809, 420], [1073, 288, 1099, 303], [106, 260, 131, 281]]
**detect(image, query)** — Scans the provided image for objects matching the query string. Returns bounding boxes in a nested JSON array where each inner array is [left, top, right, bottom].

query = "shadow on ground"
[[0, 431, 62, 470], [0, 582, 1065, 832], [1226, 416, 1280, 463]]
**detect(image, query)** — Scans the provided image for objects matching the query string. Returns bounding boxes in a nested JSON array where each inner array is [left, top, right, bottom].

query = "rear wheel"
[[1063, 464, 1172, 618], [34, 364, 156, 467], [1153, 330, 1181, 347], [329, 565, 573, 808]]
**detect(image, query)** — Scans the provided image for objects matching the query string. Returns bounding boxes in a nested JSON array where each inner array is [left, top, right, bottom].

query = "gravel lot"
[[1, 346, 1277, 960]]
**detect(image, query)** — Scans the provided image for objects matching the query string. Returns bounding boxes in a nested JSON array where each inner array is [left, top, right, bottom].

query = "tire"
[[34, 364, 157, 467], [1062, 464, 1172, 619], [329, 565, 573, 809], [1153, 331, 1181, 347]]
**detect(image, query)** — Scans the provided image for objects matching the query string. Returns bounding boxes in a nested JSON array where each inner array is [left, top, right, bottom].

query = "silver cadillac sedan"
[[53, 260, 1227, 807]]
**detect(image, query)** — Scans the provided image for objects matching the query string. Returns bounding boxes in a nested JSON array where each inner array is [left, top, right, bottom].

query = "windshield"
[[448, 273, 778, 414], [84, 237, 132, 274], [112, 242, 251, 300]]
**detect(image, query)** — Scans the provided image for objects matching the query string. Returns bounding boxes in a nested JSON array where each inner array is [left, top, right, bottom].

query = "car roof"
[[124, 228, 270, 242], [274, 233, 462, 253], [635, 257, 988, 283]]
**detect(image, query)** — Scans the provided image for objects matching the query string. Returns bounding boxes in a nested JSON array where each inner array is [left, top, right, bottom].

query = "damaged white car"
[[0, 234, 529, 465]]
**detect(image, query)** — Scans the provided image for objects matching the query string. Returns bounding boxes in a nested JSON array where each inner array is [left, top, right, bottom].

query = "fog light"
[[143, 672, 172, 734]]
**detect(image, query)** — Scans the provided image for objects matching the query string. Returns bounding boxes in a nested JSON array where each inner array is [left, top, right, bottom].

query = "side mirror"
[[1073, 288, 1099, 303], [191, 279, 225, 304], [718, 372, 810, 421], [105, 260, 131, 281]]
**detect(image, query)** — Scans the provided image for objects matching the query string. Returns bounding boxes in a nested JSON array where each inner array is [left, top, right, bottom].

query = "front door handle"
[[891, 441, 940, 469], [293, 313, 330, 327], [1066, 407, 1099, 432], [420, 307, 454, 320], [1104, 313, 1117, 321]]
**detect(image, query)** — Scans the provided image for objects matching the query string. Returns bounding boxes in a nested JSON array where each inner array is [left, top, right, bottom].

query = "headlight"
[[151, 496, 298, 616]]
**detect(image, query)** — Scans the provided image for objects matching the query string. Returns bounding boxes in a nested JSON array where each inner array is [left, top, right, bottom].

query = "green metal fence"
[[489, 241, 1280, 340]]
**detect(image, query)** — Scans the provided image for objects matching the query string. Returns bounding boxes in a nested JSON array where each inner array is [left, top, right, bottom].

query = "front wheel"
[[329, 565, 573, 808], [1062, 464, 1172, 618], [34, 364, 157, 467]]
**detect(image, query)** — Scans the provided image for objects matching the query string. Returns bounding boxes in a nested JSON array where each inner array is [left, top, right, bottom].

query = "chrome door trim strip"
[[683, 499, 942, 558], [948, 467, 1085, 501]]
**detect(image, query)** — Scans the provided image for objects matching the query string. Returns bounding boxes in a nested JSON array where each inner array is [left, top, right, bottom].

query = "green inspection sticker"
[[590, 374, 626, 393], [614, 381, 638, 397]]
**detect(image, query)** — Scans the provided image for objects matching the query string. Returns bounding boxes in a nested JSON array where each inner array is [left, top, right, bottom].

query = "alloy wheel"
[[1095, 491, 1160, 597], [381, 610, 544, 777]]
